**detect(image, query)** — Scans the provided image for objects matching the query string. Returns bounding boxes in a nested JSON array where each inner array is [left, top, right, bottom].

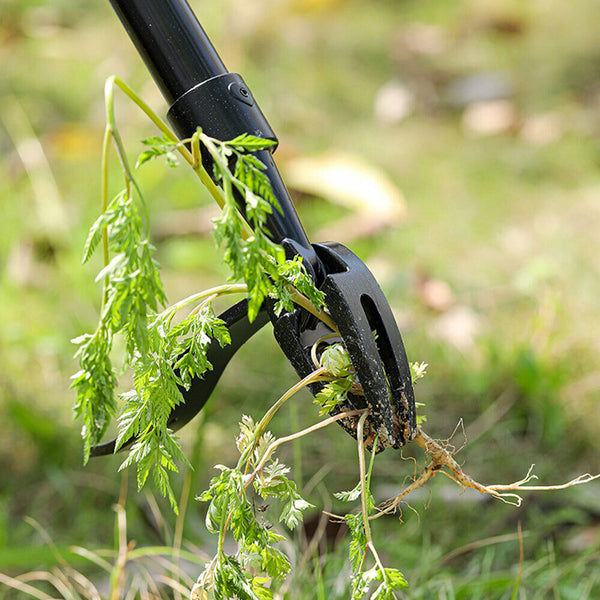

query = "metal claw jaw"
[[272, 241, 417, 452]]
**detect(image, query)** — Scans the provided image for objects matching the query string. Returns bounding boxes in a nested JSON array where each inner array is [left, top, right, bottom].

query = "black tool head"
[[272, 241, 416, 451]]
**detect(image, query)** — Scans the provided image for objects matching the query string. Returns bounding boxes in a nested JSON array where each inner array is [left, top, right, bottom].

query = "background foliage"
[[1, 0, 599, 597]]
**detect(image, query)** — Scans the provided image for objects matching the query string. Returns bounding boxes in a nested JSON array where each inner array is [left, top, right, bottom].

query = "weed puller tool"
[[91, 0, 416, 456]]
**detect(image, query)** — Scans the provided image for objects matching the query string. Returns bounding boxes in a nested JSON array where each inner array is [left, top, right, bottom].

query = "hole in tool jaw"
[[360, 294, 403, 395]]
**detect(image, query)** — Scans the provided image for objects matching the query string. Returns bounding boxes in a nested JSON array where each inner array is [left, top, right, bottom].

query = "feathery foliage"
[[71, 77, 324, 511]]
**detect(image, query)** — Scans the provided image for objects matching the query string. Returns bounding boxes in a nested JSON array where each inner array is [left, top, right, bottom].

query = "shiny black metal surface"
[[109, 0, 227, 104]]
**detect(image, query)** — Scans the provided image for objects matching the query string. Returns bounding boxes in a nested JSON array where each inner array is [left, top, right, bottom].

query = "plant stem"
[[112, 77, 185, 156], [104, 79, 151, 233], [217, 510, 227, 561], [356, 411, 373, 546], [190, 130, 228, 210], [246, 409, 367, 488], [289, 402, 303, 490], [290, 290, 338, 333], [109, 476, 129, 600], [510, 521, 524, 600], [100, 125, 111, 274], [310, 333, 340, 368], [99, 91, 114, 317], [173, 471, 191, 600], [171, 284, 249, 312], [238, 367, 328, 470], [108, 76, 227, 213], [368, 542, 389, 584], [354, 416, 392, 588]]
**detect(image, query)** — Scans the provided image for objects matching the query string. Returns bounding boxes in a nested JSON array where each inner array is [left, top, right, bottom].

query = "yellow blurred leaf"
[[48, 123, 102, 162], [290, 0, 345, 13], [283, 151, 406, 241]]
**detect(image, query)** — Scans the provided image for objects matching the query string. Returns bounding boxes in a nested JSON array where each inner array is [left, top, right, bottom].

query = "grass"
[[1, 0, 600, 597]]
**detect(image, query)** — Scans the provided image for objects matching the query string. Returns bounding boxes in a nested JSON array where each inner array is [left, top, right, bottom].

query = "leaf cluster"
[[321, 343, 355, 377], [410, 361, 428, 384], [410, 361, 428, 426], [351, 566, 408, 600], [72, 165, 166, 464], [136, 133, 179, 169], [196, 416, 313, 599], [73, 83, 325, 512], [116, 301, 230, 512], [71, 326, 117, 460], [202, 132, 324, 321], [211, 554, 276, 600], [313, 377, 354, 416]]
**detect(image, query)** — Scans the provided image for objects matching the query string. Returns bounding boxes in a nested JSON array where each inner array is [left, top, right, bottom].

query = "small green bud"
[[320, 343, 354, 377]]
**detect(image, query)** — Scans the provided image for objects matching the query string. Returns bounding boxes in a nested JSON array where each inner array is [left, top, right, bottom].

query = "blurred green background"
[[1, 0, 599, 598]]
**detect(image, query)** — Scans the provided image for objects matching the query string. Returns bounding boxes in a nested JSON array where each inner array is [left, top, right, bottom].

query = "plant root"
[[375, 428, 600, 517]]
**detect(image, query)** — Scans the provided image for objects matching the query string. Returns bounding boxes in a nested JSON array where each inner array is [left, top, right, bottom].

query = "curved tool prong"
[[272, 242, 416, 452], [315, 242, 416, 449], [90, 299, 269, 457]]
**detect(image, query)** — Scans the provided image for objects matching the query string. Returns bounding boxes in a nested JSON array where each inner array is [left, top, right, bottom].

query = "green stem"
[[200, 133, 234, 177], [290, 402, 303, 490], [368, 542, 389, 584], [108, 76, 227, 215], [104, 79, 151, 234], [221, 165, 235, 210], [100, 124, 112, 313], [217, 507, 227, 561], [108, 486, 129, 600], [356, 411, 373, 547], [510, 522, 524, 600], [246, 409, 366, 489], [190, 130, 227, 210], [165, 284, 249, 317], [237, 367, 328, 470], [172, 471, 191, 600], [310, 332, 340, 368], [189, 293, 218, 318], [355, 418, 390, 587], [111, 77, 182, 152], [366, 434, 378, 493]]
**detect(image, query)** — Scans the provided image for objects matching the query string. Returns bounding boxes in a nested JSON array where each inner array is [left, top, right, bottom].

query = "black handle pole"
[[109, 0, 320, 277], [109, 0, 227, 104]]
